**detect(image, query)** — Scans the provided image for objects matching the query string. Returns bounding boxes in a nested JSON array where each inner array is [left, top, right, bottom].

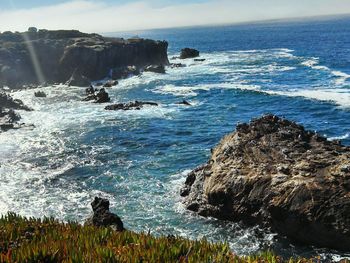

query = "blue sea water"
[[1, 15, 350, 260]]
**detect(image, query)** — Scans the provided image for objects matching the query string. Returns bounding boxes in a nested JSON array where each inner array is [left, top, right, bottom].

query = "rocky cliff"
[[0, 30, 169, 88], [181, 114, 350, 250]]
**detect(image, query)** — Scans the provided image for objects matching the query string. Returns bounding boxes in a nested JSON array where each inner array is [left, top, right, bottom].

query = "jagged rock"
[[34, 91, 47, 97], [0, 108, 21, 131], [82, 88, 110, 103], [0, 30, 169, 88], [144, 65, 166, 74], [111, 66, 140, 80], [180, 48, 200, 59], [105, 101, 158, 111], [85, 197, 124, 231], [181, 114, 350, 251], [95, 88, 110, 103], [0, 92, 32, 111], [85, 85, 95, 95], [103, 80, 118, 88], [66, 70, 91, 87]]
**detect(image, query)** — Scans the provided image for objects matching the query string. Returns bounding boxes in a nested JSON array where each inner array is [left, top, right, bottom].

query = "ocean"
[[1, 15, 350, 260]]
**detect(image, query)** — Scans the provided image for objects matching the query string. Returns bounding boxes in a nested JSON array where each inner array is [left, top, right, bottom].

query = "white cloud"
[[0, 0, 349, 33]]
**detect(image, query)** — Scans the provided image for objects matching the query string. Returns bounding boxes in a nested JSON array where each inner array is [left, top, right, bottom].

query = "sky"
[[0, 0, 350, 33]]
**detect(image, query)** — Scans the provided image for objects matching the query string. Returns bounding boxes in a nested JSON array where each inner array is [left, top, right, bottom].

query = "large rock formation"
[[85, 197, 124, 231], [0, 30, 169, 89], [181, 115, 350, 251]]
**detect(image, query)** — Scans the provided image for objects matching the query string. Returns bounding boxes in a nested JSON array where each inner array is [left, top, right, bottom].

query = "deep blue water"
[[1, 15, 350, 260]]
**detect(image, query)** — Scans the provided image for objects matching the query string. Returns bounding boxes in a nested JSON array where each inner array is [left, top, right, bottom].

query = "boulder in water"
[[181, 114, 350, 251], [180, 48, 200, 59]]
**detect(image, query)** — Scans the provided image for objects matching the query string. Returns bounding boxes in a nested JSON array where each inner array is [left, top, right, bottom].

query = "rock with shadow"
[[85, 197, 124, 231]]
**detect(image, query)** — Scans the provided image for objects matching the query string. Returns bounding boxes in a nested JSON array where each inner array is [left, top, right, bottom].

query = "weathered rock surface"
[[181, 114, 350, 250], [105, 101, 158, 111], [85, 197, 124, 231], [144, 64, 166, 74], [180, 48, 200, 59], [0, 30, 169, 89]]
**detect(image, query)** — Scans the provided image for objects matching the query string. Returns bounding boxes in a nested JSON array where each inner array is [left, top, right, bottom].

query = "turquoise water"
[[1, 16, 350, 260]]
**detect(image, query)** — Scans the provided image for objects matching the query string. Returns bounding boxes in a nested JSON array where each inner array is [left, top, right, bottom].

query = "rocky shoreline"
[[181, 114, 350, 251]]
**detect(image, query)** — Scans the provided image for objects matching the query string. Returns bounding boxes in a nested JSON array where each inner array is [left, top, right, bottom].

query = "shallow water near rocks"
[[1, 16, 350, 261]]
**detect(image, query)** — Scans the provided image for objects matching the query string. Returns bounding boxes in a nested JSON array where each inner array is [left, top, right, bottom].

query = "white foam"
[[328, 133, 350, 141]]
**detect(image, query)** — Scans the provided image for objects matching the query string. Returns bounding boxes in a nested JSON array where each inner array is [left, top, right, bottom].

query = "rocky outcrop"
[[105, 101, 158, 111], [181, 114, 350, 251], [0, 92, 31, 132], [0, 30, 169, 89], [0, 108, 21, 131], [0, 92, 32, 111], [180, 48, 200, 59], [85, 197, 124, 231]]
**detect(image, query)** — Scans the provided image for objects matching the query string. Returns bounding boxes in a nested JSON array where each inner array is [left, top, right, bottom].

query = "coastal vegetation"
[[0, 213, 332, 263]]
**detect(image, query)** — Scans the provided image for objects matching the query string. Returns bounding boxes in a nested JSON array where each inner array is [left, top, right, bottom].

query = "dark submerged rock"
[[181, 114, 350, 251], [85, 197, 124, 231], [194, 58, 206, 62], [177, 100, 191, 106], [105, 101, 158, 111], [170, 63, 186, 68], [180, 48, 200, 59]]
